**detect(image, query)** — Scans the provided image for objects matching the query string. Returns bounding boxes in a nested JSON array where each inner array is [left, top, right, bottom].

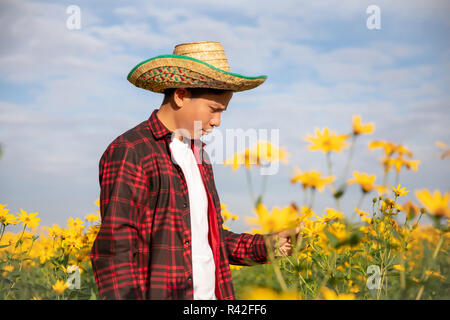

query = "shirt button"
[[184, 240, 189, 245], [183, 202, 187, 208], [187, 276, 192, 282]]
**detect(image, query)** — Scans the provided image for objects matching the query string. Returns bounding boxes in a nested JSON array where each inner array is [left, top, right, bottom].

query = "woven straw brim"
[[127, 54, 267, 93]]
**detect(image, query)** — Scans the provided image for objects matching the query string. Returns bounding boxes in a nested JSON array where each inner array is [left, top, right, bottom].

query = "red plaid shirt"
[[90, 108, 268, 300]]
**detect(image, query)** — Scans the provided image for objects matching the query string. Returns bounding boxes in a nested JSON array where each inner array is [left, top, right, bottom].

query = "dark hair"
[[162, 87, 232, 104]]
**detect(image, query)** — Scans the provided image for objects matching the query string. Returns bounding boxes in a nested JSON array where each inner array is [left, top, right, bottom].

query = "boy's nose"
[[210, 113, 221, 127]]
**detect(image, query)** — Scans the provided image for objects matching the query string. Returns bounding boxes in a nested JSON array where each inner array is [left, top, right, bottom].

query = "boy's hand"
[[269, 223, 304, 257]]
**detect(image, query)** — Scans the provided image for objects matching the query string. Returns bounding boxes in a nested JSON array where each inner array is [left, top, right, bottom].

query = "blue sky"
[[0, 0, 449, 233]]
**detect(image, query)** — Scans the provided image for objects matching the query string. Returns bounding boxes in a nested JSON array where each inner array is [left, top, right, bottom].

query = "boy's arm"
[[90, 145, 147, 300], [221, 228, 269, 266]]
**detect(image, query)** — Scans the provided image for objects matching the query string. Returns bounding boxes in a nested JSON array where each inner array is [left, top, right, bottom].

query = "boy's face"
[[174, 88, 233, 140]]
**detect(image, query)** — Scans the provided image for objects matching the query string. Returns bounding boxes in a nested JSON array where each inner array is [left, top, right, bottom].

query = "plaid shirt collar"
[[147, 108, 206, 149]]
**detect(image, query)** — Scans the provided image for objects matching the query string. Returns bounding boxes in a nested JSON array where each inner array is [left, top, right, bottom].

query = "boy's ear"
[[173, 88, 190, 107]]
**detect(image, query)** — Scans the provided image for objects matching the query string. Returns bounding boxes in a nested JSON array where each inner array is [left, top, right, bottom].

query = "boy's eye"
[[210, 107, 224, 112]]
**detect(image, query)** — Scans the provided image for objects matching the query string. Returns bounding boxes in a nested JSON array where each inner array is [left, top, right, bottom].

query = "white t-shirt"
[[169, 136, 217, 300]]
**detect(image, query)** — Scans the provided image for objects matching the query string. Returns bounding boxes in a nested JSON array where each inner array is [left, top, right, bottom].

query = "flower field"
[[1, 115, 449, 300]]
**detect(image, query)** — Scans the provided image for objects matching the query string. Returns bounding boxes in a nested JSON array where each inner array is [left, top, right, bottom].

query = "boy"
[[90, 41, 298, 300]]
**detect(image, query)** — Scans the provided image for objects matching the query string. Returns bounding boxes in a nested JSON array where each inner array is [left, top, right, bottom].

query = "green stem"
[[13, 225, 26, 254], [298, 272, 315, 297], [0, 224, 5, 242]]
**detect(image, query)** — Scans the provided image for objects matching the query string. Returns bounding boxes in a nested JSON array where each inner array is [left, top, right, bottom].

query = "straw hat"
[[127, 41, 267, 93]]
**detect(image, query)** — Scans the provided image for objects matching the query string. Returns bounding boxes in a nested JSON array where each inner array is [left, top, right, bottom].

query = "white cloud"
[[1, 0, 449, 226]]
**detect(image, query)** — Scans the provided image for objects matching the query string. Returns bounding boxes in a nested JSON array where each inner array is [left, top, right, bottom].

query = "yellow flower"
[[380, 198, 402, 214], [415, 189, 450, 218], [16, 209, 40, 229], [370, 141, 419, 173], [320, 287, 356, 300], [304, 127, 349, 154], [62, 227, 84, 252], [403, 158, 420, 172], [392, 264, 405, 271], [86, 224, 100, 245], [348, 280, 360, 293], [229, 265, 243, 271], [374, 185, 388, 196], [347, 171, 377, 193], [94, 198, 100, 215], [52, 280, 68, 294], [220, 203, 239, 222], [302, 219, 325, 238], [300, 206, 315, 219], [67, 217, 84, 230], [37, 238, 55, 264], [2, 265, 14, 276], [400, 201, 420, 220], [316, 208, 344, 224], [384, 155, 420, 173], [425, 270, 446, 281], [352, 115, 374, 135], [396, 144, 413, 158], [244, 287, 300, 300], [392, 184, 410, 197], [247, 203, 300, 233], [355, 207, 372, 224], [291, 166, 335, 192], [0, 204, 17, 226], [224, 141, 289, 171], [369, 141, 413, 157], [253, 141, 290, 164], [328, 221, 347, 242], [3, 265, 14, 272], [84, 213, 99, 222], [369, 140, 397, 156], [336, 265, 345, 272], [220, 203, 239, 230], [298, 251, 313, 263], [223, 148, 256, 171], [359, 226, 370, 235], [47, 224, 63, 238], [0, 203, 9, 216]]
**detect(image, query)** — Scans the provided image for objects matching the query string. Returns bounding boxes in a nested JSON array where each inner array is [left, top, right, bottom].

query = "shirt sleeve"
[[90, 144, 147, 300], [221, 228, 269, 266]]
